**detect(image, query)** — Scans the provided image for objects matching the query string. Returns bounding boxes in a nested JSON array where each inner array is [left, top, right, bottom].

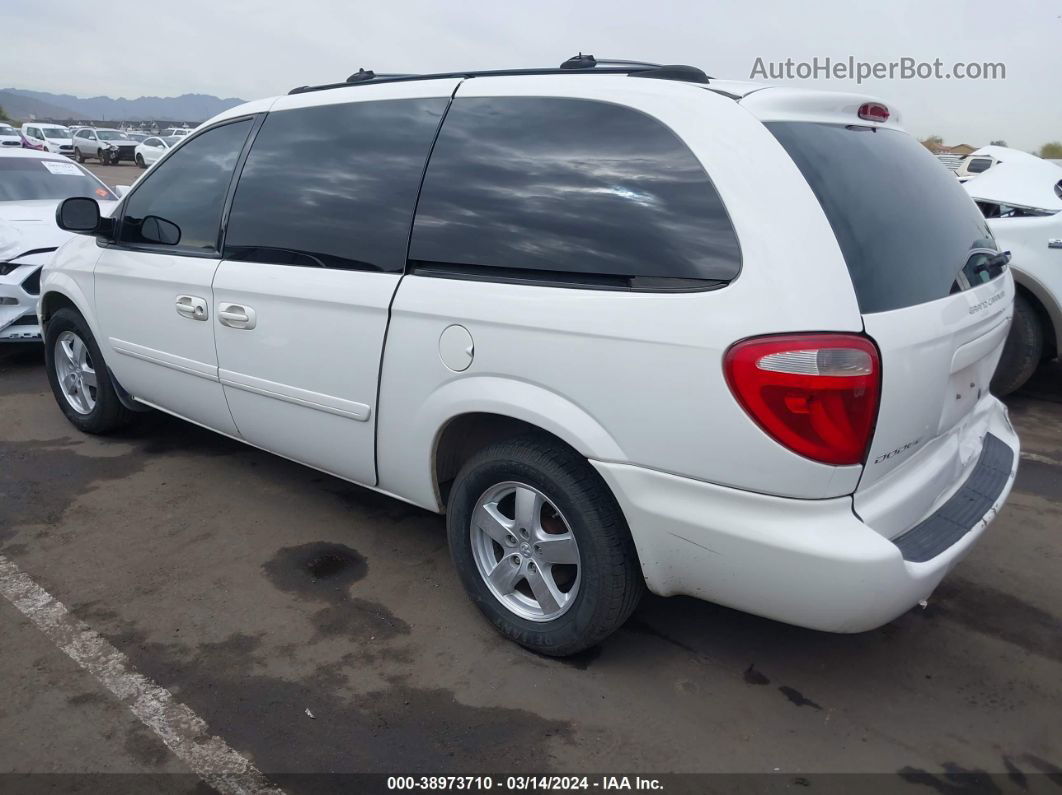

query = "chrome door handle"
[[175, 295, 208, 321], [218, 302, 257, 330]]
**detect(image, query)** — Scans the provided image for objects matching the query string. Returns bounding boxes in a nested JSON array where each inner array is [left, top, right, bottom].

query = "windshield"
[[0, 124, 15, 134], [97, 131, 130, 141], [0, 158, 117, 202], [767, 122, 996, 313], [42, 128, 70, 139]]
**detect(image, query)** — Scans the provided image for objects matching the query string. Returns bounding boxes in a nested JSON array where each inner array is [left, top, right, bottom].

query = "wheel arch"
[[379, 376, 627, 512]]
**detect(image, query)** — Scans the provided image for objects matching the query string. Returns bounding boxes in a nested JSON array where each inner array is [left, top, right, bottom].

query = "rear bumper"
[[591, 402, 1019, 633]]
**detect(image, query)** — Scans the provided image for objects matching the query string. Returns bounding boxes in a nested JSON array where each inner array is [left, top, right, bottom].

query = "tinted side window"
[[409, 97, 741, 287], [224, 98, 448, 273], [119, 119, 252, 252]]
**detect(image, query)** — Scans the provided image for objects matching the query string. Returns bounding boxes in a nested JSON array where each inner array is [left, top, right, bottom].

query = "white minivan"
[[20, 123, 75, 157], [40, 57, 1019, 655]]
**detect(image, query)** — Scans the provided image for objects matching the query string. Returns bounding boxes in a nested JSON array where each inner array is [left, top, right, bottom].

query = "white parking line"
[[0, 554, 284, 794]]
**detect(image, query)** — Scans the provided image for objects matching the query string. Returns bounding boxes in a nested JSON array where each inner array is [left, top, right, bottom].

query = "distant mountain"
[[0, 88, 246, 122], [0, 91, 87, 122]]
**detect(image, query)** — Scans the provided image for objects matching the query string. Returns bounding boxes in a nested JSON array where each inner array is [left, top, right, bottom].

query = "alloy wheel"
[[470, 481, 581, 622]]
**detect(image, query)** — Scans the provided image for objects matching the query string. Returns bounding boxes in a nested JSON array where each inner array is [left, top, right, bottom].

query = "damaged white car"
[[965, 153, 1062, 393], [1, 149, 119, 343]]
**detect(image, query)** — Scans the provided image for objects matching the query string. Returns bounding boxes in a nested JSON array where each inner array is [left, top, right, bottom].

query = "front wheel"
[[97, 149, 110, 164], [44, 308, 134, 434], [74, 147, 85, 163], [447, 435, 643, 656], [136, 153, 146, 168]]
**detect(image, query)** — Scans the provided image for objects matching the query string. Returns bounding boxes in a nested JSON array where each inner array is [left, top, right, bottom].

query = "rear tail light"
[[724, 334, 881, 466], [857, 102, 890, 122]]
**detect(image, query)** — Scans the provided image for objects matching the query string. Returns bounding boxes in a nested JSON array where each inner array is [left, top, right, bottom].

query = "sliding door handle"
[[175, 295, 208, 321], [218, 302, 257, 330]]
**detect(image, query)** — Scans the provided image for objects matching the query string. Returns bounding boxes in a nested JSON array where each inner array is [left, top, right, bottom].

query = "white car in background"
[[134, 135, 179, 168], [20, 123, 75, 157], [965, 154, 1062, 393], [0, 123, 23, 148], [956, 145, 1046, 183], [0, 149, 119, 343], [160, 127, 192, 138]]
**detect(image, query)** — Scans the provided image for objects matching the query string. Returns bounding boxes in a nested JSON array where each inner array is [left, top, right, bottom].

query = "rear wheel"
[[447, 435, 643, 656], [992, 292, 1043, 396], [44, 308, 134, 434]]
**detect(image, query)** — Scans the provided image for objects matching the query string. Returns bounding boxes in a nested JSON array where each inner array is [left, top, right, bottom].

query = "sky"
[[3, 0, 1061, 151]]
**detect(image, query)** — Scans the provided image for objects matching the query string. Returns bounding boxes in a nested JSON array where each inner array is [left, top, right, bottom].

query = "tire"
[[447, 434, 643, 656], [136, 153, 146, 169], [44, 308, 134, 434], [74, 147, 85, 163], [97, 149, 109, 165], [991, 292, 1043, 396]]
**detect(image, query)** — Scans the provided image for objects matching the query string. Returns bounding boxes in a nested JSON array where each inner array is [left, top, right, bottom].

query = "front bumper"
[[0, 264, 43, 343], [591, 403, 1019, 633]]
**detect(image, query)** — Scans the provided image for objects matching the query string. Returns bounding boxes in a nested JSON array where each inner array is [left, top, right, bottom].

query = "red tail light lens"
[[857, 102, 890, 122], [724, 334, 881, 466]]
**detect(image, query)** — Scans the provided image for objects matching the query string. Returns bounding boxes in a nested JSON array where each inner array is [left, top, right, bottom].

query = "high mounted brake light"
[[724, 334, 881, 466], [857, 102, 890, 123]]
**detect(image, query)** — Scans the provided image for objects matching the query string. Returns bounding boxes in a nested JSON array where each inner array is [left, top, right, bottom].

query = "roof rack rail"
[[288, 56, 708, 95], [559, 53, 661, 70]]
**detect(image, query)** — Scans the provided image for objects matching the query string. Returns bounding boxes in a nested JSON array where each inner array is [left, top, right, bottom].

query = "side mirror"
[[115, 185, 131, 197], [141, 215, 181, 246], [56, 196, 101, 234]]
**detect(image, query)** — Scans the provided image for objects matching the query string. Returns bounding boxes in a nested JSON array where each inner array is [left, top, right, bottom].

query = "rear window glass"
[[966, 157, 993, 174], [767, 122, 995, 314], [410, 97, 741, 288]]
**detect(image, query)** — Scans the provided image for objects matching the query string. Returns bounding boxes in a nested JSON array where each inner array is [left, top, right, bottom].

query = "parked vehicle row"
[[40, 59, 1019, 655], [7, 123, 194, 164]]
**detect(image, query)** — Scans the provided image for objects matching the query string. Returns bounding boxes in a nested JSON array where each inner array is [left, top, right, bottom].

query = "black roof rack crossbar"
[[290, 55, 708, 95]]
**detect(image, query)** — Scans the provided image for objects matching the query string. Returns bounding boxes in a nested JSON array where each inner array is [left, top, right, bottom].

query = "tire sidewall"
[[447, 451, 620, 654], [992, 293, 1042, 396]]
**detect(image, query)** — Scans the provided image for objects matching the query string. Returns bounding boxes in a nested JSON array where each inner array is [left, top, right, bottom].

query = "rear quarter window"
[[767, 122, 995, 313], [409, 96, 741, 289]]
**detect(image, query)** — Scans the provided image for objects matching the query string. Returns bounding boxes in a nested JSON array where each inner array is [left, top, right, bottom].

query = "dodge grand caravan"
[[41, 56, 1019, 655]]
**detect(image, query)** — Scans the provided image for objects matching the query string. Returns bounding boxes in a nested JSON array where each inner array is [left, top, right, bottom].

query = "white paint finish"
[[0, 555, 282, 794], [94, 247, 238, 435], [438, 324, 474, 372], [378, 275, 862, 510], [212, 260, 399, 485], [219, 368, 371, 421], [856, 273, 1015, 530], [965, 157, 1062, 212], [377, 75, 866, 506], [592, 404, 1018, 633], [110, 337, 218, 381], [738, 85, 904, 129]]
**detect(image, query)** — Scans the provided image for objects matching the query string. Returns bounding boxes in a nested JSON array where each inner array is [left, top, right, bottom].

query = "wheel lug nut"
[[510, 554, 521, 566], [506, 533, 516, 544], [528, 562, 536, 573], [533, 544, 541, 554]]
